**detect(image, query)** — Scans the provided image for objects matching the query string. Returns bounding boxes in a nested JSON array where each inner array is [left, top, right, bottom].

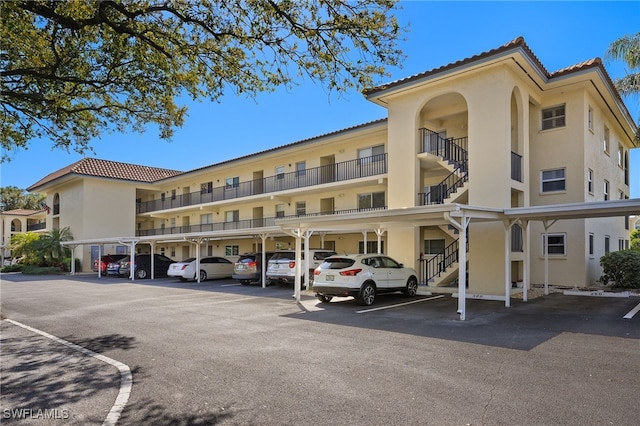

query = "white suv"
[[266, 249, 336, 286], [313, 254, 419, 306]]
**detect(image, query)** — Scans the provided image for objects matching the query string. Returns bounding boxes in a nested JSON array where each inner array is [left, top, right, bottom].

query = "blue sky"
[[1, 1, 639, 198]]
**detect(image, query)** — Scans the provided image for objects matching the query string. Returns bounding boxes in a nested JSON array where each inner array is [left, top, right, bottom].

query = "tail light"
[[314, 269, 321, 276], [339, 269, 362, 276], [288, 261, 296, 268], [181, 265, 188, 270], [248, 261, 257, 267]]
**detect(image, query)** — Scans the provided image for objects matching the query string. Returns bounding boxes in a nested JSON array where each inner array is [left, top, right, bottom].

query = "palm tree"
[[607, 32, 640, 142], [9, 231, 40, 263], [37, 227, 73, 265]]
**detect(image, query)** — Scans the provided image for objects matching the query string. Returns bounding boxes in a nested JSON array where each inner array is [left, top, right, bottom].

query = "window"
[[587, 169, 593, 194], [604, 236, 610, 254], [617, 144, 623, 167], [358, 145, 385, 164], [225, 245, 239, 256], [201, 182, 213, 194], [171, 189, 176, 200], [588, 107, 593, 131], [276, 166, 285, 179], [296, 201, 306, 216], [225, 210, 239, 222], [275, 204, 285, 218], [541, 168, 566, 192], [424, 239, 446, 255], [200, 213, 213, 224], [358, 191, 385, 210], [225, 176, 239, 188], [359, 241, 385, 254], [541, 105, 565, 130], [543, 233, 566, 256], [619, 190, 625, 200], [170, 218, 176, 227], [619, 238, 625, 251], [588, 233, 594, 256], [161, 193, 166, 202], [603, 126, 610, 153], [296, 161, 306, 176], [511, 224, 523, 252], [604, 180, 609, 201]]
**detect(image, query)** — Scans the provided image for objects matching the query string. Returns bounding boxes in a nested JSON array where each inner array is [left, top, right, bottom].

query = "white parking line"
[[221, 283, 242, 287], [5, 319, 132, 426], [356, 295, 445, 313], [623, 302, 640, 319]]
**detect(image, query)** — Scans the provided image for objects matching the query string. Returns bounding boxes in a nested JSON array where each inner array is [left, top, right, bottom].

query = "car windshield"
[[270, 252, 298, 261], [318, 258, 355, 270]]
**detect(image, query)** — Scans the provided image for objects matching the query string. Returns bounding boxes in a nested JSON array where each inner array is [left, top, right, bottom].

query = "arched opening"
[[53, 193, 60, 215], [11, 219, 22, 232]]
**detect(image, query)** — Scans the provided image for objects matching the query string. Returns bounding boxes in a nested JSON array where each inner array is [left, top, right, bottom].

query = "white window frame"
[[295, 201, 306, 216], [200, 213, 213, 224], [542, 233, 566, 256], [541, 168, 566, 193], [358, 144, 385, 164], [225, 245, 239, 256], [603, 126, 610, 154], [357, 191, 385, 210], [276, 165, 285, 180], [296, 161, 306, 176], [541, 105, 566, 130], [617, 144, 623, 168], [225, 176, 239, 188], [588, 233, 594, 257], [225, 210, 239, 222], [275, 203, 285, 218]]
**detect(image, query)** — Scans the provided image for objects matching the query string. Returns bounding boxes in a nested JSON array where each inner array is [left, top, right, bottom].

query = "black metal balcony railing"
[[27, 222, 46, 231], [136, 206, 388, 237], [420, 128, 468, 170], [418, 129, 469, 206], [137, 154, 387, 214], [511, 151, 523, 182], [418, 170, 469, 206]]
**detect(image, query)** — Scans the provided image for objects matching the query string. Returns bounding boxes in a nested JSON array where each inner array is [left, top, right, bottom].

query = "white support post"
[[362, 230, 368, 254], [294, 229, 303, 302], [97, 244, 103, 278], [374, 229, 385, 254], [150, 241, 156, 280], [504, 221, 511, 308], [69, 245, 77, 275], [522, 220, 529, 302], [130, 242, 136, 280], [304, 230, 313, 289], [542, 220, 557, 296], [447, 213, 470, 320], [259, 233, 268, 288]]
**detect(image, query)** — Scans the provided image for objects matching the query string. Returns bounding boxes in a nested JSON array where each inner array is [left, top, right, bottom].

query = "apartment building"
[[1, 209, 47, 261], [23, 37, 638, 297]]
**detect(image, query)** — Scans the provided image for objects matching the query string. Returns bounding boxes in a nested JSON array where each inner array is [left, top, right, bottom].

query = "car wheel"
[[240, 280, 251, 286], [198, 270, 207, 281], [316, 294, 333, 303], [404, 277, 418, 297], [135, 268, 148, 279], [179, 277, 187, 282], [359, 282, 376, 306]]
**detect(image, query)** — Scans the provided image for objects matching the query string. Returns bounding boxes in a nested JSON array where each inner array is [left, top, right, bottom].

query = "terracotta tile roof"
[[0, 209, 44, 216], [28, 158, 182, 191], [363, 37, 607, 96]]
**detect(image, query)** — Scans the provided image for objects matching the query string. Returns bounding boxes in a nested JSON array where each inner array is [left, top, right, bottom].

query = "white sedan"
[[168, 257, 234, 281], [313, 254, 419, 306]]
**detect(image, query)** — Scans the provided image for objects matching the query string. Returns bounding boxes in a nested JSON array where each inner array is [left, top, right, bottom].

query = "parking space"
[[1, 274, 639, 425]]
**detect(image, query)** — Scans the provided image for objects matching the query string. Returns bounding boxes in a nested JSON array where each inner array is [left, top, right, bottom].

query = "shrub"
[[1, 264, 22, 273], [20, 265, 66, 275], [599, 250, 640, 289]]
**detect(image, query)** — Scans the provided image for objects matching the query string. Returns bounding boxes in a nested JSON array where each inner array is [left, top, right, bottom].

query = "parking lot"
[[1, 273, 639, 425]]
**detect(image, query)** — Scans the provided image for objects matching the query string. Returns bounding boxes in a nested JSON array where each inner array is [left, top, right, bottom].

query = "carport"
[[62, 198, 639, 320], [277, 199, 640, 320]]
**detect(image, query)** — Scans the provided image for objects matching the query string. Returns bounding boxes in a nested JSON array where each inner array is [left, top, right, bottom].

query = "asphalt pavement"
[[1, 273, 639, 425]]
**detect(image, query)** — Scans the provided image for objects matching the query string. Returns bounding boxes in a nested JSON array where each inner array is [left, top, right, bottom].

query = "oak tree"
[[1, 0, 405, 160]]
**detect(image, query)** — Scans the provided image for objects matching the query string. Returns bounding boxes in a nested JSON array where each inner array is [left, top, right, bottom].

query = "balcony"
[[136, 206, 387, 236], [137, 154, 388, 214], [511, 151, 523, 182], [27, 222, 46, 232]]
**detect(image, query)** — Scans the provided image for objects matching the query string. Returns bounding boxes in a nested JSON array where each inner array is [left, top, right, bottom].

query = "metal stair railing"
[[419, 237, 469, 284]]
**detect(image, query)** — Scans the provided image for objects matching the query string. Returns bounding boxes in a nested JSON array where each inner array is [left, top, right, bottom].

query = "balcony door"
[[320, 155, 335, 184]]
